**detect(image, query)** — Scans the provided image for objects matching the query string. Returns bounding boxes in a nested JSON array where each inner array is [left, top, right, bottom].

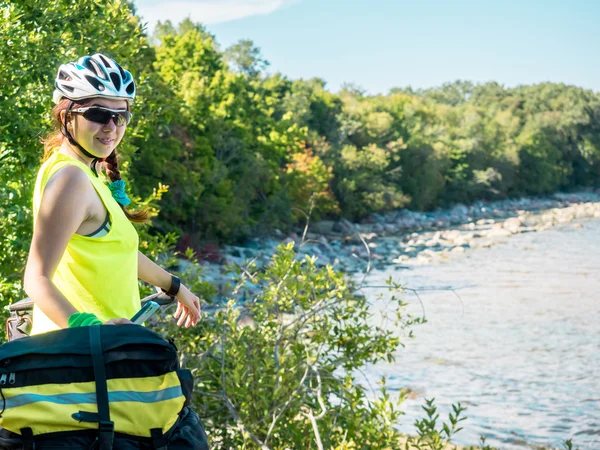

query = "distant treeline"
[[3, 1, 600, 253], [143, 21, 600, 243]]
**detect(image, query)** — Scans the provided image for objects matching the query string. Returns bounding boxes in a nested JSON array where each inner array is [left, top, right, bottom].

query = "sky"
[[133, 0, 600, 95]]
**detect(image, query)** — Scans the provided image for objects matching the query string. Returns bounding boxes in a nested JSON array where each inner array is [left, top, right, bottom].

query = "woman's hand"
[[104, 318, 133, 325], [173, 284, 201, 328]]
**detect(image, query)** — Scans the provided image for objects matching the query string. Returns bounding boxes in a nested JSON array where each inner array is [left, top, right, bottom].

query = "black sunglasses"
[[70, 106, 132, 127]]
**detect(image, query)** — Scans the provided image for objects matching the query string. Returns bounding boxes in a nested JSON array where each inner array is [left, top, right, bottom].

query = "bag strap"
[[90, 325, 114, 450], [72, 326, 115, 449], [150, 428, 167, 450], [20, 427, 34, 450]]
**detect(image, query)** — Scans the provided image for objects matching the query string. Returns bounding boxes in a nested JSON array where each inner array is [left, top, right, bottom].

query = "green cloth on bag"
[[67, 312, 103, 328]]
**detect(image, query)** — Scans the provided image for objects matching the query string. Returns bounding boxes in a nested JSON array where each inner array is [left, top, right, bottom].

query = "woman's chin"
[[91, 143, 115, 158]]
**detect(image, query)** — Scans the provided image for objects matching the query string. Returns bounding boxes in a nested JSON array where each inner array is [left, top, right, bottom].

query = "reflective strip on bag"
[[0, 373, 185, 436], [5, 385, 183, 409]]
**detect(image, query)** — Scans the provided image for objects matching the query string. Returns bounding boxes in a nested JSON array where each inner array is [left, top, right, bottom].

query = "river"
[[365, 219, 600, 449]]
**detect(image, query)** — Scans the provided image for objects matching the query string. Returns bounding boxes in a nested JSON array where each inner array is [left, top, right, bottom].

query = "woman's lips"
[[97, 137, 114, 145]]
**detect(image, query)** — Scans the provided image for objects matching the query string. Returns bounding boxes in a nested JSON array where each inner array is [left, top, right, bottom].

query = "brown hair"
[[42, 98, 149, 223]]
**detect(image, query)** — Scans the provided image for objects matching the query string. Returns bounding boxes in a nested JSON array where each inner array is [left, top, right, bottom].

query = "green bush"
[[150, 242, 424, 449]]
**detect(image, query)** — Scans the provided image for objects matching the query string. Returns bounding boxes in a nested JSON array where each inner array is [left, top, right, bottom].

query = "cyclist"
[[23, 53, 201, 334]]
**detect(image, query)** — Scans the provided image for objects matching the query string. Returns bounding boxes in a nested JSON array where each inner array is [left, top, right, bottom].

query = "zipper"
[[8, 372, 15, 384]]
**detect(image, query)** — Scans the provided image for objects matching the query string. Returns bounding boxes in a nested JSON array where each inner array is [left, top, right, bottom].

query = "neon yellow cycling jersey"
[[31, 151, 140, 334]]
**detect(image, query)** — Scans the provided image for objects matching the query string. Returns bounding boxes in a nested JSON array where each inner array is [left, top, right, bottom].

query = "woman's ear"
[[60, 110, 73, 130]]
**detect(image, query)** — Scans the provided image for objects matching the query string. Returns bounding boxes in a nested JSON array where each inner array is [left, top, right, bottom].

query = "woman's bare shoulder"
[[42, 164, 94, 207]]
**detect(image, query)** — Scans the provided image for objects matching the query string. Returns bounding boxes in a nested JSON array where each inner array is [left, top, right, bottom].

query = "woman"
[[24, 53, 200, 333]]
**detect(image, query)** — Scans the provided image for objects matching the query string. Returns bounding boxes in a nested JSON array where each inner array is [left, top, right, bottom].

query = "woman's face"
[[67, 98, 128, 159]]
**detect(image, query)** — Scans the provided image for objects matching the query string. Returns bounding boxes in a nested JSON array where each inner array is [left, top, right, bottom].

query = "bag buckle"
[[97, 421, 114, 449], [99, 421, 114, 432]]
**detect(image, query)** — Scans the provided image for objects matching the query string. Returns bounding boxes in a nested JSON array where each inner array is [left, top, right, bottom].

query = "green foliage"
[[147, 21, 327, 240], [563, 439, 580, 450], [404, 399, 467, 450], [284, 146, 339, 220], [150, 243, 424, 449], [5, 1, 600, 269], [224, 39, 270, 77], [332, 141, 410, 219]]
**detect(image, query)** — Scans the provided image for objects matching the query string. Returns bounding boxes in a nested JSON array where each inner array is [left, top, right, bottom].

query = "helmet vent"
[[109, 72, 121, 91], [85, 58, 107, 80], [82, 58, 94, 72], [58, 70, 70, 81], [115, 62, 127, 80], [125, 81, 135, 95], [61, 85, 75, 93], [85, 75, 105, 91], [98, 54, 112, 68]]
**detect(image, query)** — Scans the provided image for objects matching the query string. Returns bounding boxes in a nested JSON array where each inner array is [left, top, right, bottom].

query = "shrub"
[[150, 242, 424, 449]]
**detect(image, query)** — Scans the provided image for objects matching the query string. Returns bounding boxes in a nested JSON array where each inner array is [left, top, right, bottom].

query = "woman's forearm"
[[138, 251, 173, 291], [23, 275, 78, 328]]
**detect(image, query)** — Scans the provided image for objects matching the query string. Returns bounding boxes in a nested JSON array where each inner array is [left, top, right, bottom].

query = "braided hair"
[[103, 150, 149, 223]]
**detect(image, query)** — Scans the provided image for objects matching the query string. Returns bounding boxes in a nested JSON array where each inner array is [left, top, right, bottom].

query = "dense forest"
[[2, 0, 600, 298], [141, 24, 600, 243]]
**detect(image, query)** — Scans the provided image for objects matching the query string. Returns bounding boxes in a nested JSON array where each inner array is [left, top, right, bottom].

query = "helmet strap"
[[61, 101, 101, 176]]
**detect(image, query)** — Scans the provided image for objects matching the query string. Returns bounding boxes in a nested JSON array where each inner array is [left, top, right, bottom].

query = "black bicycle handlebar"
[[8, 286, 176, 312]]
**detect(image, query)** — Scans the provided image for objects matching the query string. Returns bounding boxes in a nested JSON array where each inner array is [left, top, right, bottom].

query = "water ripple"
[[367, 220, 600, 449]]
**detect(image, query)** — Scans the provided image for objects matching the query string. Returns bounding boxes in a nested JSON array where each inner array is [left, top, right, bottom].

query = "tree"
[[224, 39, 270, 77]]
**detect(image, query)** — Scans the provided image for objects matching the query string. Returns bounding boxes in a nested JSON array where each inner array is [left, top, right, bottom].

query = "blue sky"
[[134, 0, 600, 95]]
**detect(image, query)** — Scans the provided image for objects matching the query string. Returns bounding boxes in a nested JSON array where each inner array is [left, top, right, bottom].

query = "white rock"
[[392, 255, 409, 263], [425, 239, 440, 247], [556, 214, 573, 224], [488, 224, 512, 237], [503, 217, 522, 234], [442, 229, 462, 241]]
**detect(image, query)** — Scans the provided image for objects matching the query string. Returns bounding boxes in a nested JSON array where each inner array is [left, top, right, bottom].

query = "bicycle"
[[5, 287, 175, 342]]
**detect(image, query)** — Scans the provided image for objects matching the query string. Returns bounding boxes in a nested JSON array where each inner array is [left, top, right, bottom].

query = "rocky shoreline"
[[198, 190, 600, 295], [193, 192, 594, 449]]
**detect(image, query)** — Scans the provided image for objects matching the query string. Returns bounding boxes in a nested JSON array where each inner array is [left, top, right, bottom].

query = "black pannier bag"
[[0, 324, 209, 449]]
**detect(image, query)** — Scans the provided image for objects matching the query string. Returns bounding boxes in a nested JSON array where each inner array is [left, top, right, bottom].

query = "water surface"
[[366, 220, 600, 449]]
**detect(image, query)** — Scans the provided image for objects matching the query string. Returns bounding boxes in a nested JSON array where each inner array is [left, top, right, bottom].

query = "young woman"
[[24, 53, 201, 334]]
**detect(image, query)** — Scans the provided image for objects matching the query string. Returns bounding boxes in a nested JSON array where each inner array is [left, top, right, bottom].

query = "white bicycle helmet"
[[53, 53, 136, 105]]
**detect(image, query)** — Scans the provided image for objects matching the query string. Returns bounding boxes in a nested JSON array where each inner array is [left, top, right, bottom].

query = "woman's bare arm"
[[138, 251, 172, 291], [24, 166, 92, 328], [138, 251, 201, 327]]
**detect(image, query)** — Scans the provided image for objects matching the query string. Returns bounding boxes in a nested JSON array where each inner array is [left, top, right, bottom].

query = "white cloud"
[[135, 0, 296, 30]]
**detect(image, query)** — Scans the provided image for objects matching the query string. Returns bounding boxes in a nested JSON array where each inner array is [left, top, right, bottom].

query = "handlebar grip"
[[7, 298, 34, 312]]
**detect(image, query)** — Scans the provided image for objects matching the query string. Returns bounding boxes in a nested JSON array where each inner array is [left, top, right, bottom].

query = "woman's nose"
[[103, 118, 118, 131]]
